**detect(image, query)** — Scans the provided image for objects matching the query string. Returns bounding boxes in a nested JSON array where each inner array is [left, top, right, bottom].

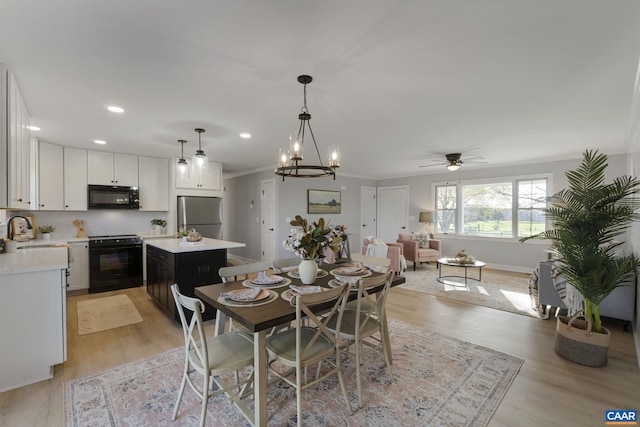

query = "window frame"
[[432, 173, 552, 241]]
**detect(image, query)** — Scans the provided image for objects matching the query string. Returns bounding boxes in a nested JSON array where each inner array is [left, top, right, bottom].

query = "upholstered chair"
[[397, 233, 441, 271], [361, 237, 404, 273]]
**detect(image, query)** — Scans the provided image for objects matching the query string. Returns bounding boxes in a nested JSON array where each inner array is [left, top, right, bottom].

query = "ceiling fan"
[[419, 153, 486, 171]]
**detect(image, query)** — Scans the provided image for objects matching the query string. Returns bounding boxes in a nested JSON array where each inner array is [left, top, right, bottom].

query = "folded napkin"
[[337, 266, 365, 276], [289, 285, 322, 294], [220, 288, 261, 301], [252, 271, 283, 284]]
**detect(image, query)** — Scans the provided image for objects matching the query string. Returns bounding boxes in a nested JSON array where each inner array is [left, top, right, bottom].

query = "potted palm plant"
[[521, 150, 640, 366]]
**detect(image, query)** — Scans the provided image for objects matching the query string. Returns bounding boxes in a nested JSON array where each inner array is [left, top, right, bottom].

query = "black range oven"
[[89, 235, 143, 293]]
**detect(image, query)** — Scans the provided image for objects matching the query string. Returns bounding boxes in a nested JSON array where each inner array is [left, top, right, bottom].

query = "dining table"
[[194, 263, 406, 426]]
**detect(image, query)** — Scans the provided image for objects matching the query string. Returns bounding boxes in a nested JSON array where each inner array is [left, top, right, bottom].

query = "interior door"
[[261, 178, 276, 263], [360, 186, 377, 251], [377, 185, 409, 242]]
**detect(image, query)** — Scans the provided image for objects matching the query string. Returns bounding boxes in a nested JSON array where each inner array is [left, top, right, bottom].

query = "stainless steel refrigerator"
[[177, 196, 223, 240]]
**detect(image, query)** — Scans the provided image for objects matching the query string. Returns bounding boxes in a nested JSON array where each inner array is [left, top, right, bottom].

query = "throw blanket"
[[529, 262, 582, 315], [365, 245, 390, 273]]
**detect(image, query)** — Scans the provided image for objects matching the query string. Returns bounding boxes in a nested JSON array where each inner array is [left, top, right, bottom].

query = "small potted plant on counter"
[[150, 218, 167, 234], [37, 225, 56, 240]]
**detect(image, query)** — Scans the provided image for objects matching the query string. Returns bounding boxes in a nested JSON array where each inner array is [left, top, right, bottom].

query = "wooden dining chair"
[[218, 261, 271, 283], [351, 253, 391, 272], [266, 282, 353, 427], [326, 270, 394, 408], [272, 257, 300, 273], [170, 284, 255, 427]]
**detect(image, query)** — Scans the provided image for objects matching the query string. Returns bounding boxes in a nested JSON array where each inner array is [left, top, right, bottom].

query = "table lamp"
[[419, 211, 434, 238]]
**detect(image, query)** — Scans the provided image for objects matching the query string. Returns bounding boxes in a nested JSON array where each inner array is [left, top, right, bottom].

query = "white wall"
[[224, 171, 377, 261]]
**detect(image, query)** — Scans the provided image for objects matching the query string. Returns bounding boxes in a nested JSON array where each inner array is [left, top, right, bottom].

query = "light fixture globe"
[[192, 128, 209, 173], [275, 75, 339, 181], [176, 139, 188, 178]]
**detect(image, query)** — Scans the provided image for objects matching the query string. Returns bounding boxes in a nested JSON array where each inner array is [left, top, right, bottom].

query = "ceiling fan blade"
[[461, 156, 486, 163], [418, 162, 447, 168]]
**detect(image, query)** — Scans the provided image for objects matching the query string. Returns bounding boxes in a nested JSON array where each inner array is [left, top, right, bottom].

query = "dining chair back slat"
[[219, 261, 270, 283]]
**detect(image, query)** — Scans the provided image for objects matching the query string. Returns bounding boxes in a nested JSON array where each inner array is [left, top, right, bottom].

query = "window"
[[435, 177, 548, 239], [517, 179, 547, 238], [462, 182, 512, 238], [435, 185, 456, 233]]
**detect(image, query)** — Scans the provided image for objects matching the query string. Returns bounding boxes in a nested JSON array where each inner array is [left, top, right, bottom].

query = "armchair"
[[397, 233, 441, 271], [361, 237, 404, 273]]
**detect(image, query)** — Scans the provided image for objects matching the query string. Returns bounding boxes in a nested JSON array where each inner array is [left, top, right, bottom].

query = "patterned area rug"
[[76, 294, 143, 335], [399, 266, 541, 318], [65, 318, 523, 426]]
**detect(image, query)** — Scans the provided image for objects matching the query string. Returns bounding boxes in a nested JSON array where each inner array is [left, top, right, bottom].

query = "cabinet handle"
[[17, 198, 22, 202], [65, 205, 69, 208]]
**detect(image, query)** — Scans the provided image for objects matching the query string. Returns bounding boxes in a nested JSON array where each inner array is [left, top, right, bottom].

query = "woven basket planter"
[[554, 315, 610, 367]]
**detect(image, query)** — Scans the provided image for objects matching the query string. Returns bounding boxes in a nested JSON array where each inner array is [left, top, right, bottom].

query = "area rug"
[[65, 318, 523, 426], [76, 294, 143, 335], [399, 267, 541, 318]]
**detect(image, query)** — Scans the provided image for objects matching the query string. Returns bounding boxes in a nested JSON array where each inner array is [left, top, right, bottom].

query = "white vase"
[[298, 259, 318, 284], [41, 233, 51, 240]]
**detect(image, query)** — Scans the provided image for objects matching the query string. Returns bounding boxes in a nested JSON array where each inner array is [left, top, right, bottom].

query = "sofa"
[[537, 260, 636, 326], [397, 233, 441, 271], [361, 237, 404, 273]]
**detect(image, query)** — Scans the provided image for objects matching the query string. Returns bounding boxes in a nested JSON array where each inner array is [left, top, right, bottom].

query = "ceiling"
[[1, 0, 640, 179]]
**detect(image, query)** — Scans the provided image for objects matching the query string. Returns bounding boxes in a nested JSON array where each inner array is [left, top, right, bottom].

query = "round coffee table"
[[437, 257, 486, 286]]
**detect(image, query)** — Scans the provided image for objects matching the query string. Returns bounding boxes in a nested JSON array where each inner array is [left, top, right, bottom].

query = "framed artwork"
[[308, 189, 341, 214], [10, 215, 36, 239]]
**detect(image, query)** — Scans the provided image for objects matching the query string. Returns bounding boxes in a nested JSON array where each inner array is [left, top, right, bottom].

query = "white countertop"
[[146, 237, 246, 253], [0, 246, 68, 275]]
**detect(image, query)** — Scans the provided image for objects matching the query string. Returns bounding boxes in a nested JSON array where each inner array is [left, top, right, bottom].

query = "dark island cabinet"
[[146, 245, 226, 322]]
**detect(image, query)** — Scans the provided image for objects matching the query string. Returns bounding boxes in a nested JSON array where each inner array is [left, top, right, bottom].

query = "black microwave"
[[88, 185, 140, 210]]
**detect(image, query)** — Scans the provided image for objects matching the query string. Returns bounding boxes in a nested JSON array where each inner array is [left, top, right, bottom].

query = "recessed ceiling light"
[[240, 132, 251, 139], [94, 139, 107, 145], [107, 106, 124, 113], [27, 125, 41, 131]]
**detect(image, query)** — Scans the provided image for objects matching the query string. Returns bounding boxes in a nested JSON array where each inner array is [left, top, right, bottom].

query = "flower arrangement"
[[176, 227, 193, 238], [283, 215, 344, 260], [453, 249, 475, 264], [177, 227, 202, 241], [37, 225, 56, 234]]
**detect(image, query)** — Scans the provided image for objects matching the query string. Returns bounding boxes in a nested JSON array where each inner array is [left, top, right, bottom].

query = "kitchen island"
[[0, 246, 68, 392], [145, 237, 246, 321]]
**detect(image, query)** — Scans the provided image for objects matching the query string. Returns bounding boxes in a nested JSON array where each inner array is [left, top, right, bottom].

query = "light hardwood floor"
[[0, 277, 638, 427]]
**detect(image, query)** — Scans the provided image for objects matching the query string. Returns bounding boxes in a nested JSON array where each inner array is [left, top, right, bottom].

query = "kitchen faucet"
[[6, 215, 33, 240]]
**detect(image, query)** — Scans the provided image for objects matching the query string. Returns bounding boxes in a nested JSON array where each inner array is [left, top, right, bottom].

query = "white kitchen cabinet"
[[0, 267, 66, 392], [88, 150, 138, 187], [7, 69, 31, 209], [37, 141, 64, 210], [64, 147, 88, 210], [138, 156, 169, 211], [175, 160, 221, 190], [67, 241, 89, 293]]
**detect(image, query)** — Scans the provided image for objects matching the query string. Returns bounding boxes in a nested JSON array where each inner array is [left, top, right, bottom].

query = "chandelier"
[[192, 128, 209, 173], [275, 75, 339, 181]]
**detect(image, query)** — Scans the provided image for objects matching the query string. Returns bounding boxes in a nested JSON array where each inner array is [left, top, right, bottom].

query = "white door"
[[377, 185, 409, 242], [360, 186, 377, 251], [261, 178, 276, 263]]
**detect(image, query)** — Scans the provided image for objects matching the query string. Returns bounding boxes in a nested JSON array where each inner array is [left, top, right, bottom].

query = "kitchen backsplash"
[[0, 210, 171, 240]]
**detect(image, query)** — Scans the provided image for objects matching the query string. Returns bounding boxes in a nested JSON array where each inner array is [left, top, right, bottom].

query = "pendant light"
[[275, 75, 339, 181], [176, 139, 188, 178], [192, 128, 209, 173]]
